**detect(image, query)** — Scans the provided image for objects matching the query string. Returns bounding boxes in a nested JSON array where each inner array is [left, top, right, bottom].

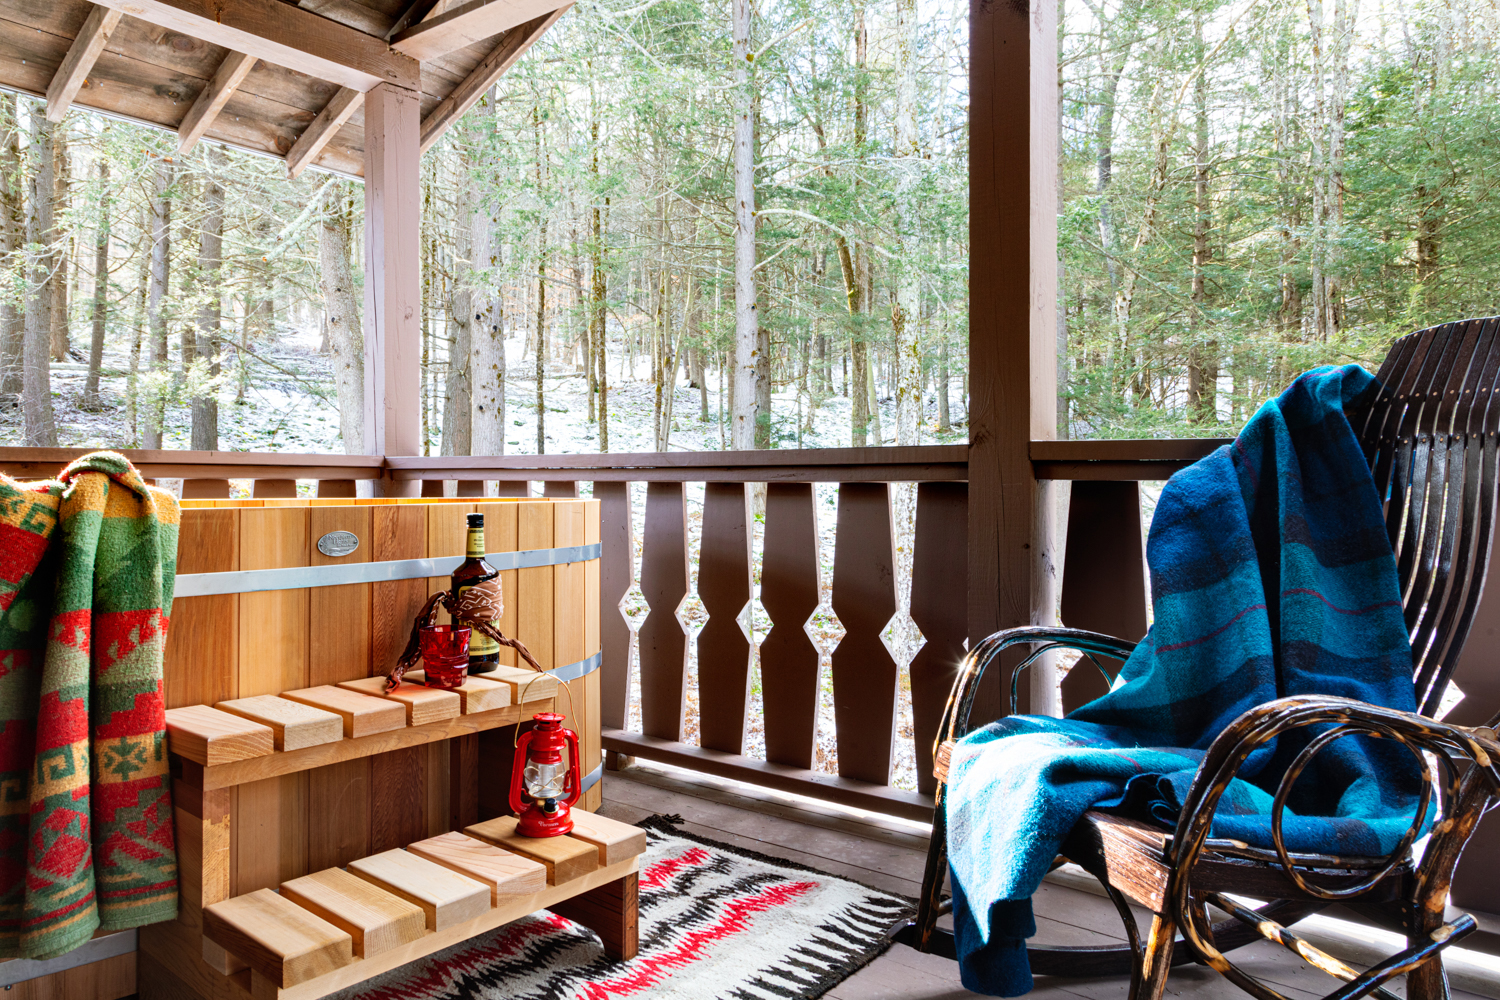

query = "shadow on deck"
[[597, 763, 1500, 1000]]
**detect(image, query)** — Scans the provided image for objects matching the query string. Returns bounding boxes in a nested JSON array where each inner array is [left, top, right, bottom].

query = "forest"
[[0, 0, 1494, 455]]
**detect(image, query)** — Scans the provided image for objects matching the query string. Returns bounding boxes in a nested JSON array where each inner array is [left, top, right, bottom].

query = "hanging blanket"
[[0, 452, 178, 959], [946, 365, 1424, 996]]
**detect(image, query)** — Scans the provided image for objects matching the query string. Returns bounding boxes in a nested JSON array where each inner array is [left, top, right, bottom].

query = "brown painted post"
[[252, 479, 297, 498], [495, 481, 531, 497], [182, 478, 230, 499], [363, 82, 423, 489], [697, 483, 753, 754], [830, 482, 898, 785], [968, 0, 1059, 719], [638, 482, 688, 740], [420, 479, 444, 497], [1058, 481, 1148, 711], [455, 480, 485, 497], [760, 482, 821, 769], [544, 481, 579, 498], [595, 481, 634, 731], [910, 481, 968, 794], [1444, 545, 1500, 911], [315, 479, 357, 498]]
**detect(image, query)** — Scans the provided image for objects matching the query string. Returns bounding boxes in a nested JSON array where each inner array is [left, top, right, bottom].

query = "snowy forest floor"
[[0, 322, 972, 792]]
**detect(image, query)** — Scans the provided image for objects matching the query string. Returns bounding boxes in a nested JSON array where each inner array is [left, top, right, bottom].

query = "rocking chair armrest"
[[937, 627, 1138, 764], [1166, 695, 1500, 970]]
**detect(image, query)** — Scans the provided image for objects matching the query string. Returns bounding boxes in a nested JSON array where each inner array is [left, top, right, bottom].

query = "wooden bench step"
[[475, 664, 558, 702], [280, 686, 406, 738], [347, 849, 490, 931], [567, 809, 650, 866], [280, 868, 427, 958], [465, 815, 598, 885], [337, 676, 461, 725], [165, 706, 273, 765], [215, 695, 343, 751], [404, 671, 512, 713], [203, 888, 354, 988], [407, 832, 547, 903]]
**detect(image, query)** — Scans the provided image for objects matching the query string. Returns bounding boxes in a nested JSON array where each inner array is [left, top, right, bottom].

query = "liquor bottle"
[[452, 513, 500, 672]]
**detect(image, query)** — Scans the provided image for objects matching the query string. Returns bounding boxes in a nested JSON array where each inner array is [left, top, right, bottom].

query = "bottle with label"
[[451, 513, 501, 672]]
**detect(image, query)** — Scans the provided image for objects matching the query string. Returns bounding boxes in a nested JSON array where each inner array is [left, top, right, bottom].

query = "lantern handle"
[[562, 726, 583, 810], [513, 671, 576, 747]]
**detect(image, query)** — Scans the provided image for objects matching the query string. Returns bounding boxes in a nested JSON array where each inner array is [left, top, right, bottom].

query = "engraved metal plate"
[[316, 530, 360, 558]]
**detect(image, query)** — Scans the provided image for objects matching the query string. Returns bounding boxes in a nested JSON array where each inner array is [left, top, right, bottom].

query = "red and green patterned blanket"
[[0, 452, 178, 959]]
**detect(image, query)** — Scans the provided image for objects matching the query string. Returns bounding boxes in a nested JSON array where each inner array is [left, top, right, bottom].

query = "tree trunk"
[[142, 156, 172, 449], [49, 129, 69, 362], [534, 104, 547, 455], [730, 0, 758, 449], [84, 155, 109, 410], [445, 159, 475, 457], [892, 0, 920, 446], [1186, 7, 1214, 425], [471, 88, 506, 459], [21, 105, 57, 445], [0, 95, 25, 407], [595, 198, 610, 451], [937, 329, 951, 432], [847, 4, 870, 447], [191, 147, 223, 450]]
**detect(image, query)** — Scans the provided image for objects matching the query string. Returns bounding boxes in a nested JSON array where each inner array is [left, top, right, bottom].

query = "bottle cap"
[[467, 513, 484, 528]]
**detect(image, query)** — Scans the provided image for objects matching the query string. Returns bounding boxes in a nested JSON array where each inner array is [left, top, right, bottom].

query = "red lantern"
[[508, 712, 581, 837]]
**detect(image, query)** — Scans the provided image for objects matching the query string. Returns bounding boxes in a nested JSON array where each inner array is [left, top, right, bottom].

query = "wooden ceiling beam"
[[418, 6, 570, 153], [46, 5, 125, 122], [177, 51, 257, 154], [392, 0, 571, 61], [286, 87, 363, 178], [90, 0, 420, 93], [384, 0, 445, 40]]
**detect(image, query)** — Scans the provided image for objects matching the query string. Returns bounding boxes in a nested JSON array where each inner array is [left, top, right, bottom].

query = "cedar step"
[[347, 849, 490, 931], [280, 868, 427, 958], [215, 695, 343, 751], [404, 671, 512, 713], [567, 809, 650, 867], [280, 685, 406, 738], [475, 664, 558, 702], [336, 676, 461, 725], [407, 832, 547, 903], [165, 706, 273, 765], [203, 888, 354, 988], [465, 815, 598, 885]]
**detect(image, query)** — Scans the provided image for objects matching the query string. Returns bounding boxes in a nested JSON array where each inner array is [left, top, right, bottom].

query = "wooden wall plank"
[[829, 482, 898, 785], [909, 482, 968, 795], [638, 483, 688, 742], [477, 501, 520, 667], [368, 746, 426, 854], [1058, 481, 1147, 712], [759, 483, 821, 769], [595, 482, 634, 730], [583, 498, 602, 810], [371, 505, 427, 678], [554, 501, 592, 782], [309, 505, 372, 687], [517, 501, 556, 670], [164, 509, 238, 710], [697, 483, 752, 754], [307, 758, 370, 872], [426, 502, 476, 625]]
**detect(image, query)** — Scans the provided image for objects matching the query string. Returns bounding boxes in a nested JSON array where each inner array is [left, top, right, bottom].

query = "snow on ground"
[[2, 323, 968, 792]]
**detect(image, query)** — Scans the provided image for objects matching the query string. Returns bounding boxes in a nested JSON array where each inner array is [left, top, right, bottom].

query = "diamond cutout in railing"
[[806, 602, 846, 659], [618, 580, 649, 631]]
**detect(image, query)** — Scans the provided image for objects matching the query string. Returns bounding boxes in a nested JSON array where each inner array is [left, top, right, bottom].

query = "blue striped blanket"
[[946, 365, 1423, 996]]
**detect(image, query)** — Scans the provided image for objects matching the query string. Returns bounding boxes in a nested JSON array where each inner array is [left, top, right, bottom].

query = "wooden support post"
[[968, 0, 1059, 719], [363, 83, 423, 493], [550, 872, 638, 960]]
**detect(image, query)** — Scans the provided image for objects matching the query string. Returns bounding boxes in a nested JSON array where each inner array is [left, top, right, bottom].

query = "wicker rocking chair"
[[904, 318, 1500, 1000]]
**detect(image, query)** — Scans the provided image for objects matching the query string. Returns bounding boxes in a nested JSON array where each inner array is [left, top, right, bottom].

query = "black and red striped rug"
[[330, 815, 913, 1000]]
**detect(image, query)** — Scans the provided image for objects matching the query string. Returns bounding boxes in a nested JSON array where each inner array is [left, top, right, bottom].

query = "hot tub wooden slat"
[[166, 706, 274, 765], [280, 868, 427, 958], [406, 832, 547, 903], [464, 815, 598, 885], [215, 695, 343, 751], [347, 849, 490, 931], [280, 685, 406, 738], [203, 888, 354, 987], [336, 676, 461, 726]]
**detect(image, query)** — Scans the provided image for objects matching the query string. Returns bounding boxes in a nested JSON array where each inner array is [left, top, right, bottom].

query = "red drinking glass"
[[419, 624, 470, 689]]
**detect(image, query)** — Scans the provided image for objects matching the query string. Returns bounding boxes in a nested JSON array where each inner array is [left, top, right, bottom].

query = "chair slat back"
[[1354, 317, 1500, 717]]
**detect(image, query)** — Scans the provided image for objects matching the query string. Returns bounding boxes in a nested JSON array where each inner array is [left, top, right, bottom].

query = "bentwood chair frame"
[[905, 319, 1500, 1000]]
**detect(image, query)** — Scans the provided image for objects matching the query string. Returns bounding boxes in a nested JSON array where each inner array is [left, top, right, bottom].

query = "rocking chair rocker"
[[904, 318, 1500, 1000]]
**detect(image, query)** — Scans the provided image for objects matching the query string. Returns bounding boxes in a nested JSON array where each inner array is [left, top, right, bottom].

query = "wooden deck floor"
[[596, 763, 1500, 1000]]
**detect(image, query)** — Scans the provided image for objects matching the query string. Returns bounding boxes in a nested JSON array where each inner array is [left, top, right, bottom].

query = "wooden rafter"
[[419, 6, 570, 153], [45, 4, 124, 122], [392, 0, 571, 62], [177, 51, 258, 155], [286, 87, 364, 178], [384, 0, 445, 40], [89, 0, 420, 93]]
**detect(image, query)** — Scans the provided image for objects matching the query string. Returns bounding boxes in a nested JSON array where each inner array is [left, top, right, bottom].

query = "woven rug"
[[329, 814, 913, 1000]]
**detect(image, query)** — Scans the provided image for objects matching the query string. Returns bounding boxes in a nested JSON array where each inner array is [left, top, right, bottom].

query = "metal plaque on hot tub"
[[316, 530, 360, 558]]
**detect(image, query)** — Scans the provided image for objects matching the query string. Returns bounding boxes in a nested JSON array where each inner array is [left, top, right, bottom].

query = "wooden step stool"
[[203, 813, 645, 1000]]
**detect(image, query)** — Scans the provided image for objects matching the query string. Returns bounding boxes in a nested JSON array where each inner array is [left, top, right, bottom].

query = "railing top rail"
[[386, 444, 968, 474], [0, 447, 383, 481], [1031, 438, 1231, 480]]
